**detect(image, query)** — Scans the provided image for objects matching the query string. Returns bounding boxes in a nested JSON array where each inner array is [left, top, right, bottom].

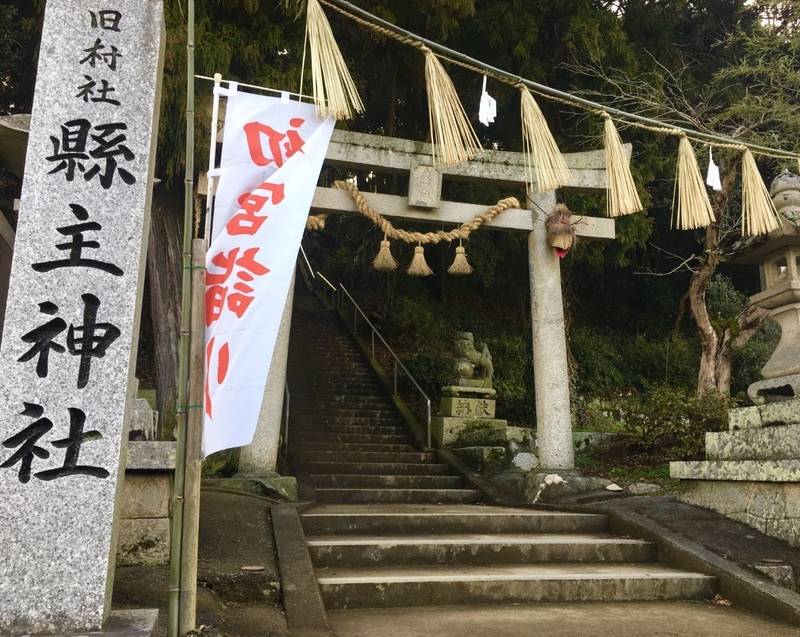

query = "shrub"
[[593, 384, 728, 458]]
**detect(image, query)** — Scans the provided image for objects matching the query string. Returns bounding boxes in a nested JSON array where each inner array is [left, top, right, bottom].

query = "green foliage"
[[570, 327, 698, 394], [706, 274, 749, 333], [732, 320, 780, 398]]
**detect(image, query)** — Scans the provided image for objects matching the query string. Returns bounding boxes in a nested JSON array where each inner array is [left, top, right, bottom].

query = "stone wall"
[[117, 441, 176, 566], [680, 481, 800, 547]]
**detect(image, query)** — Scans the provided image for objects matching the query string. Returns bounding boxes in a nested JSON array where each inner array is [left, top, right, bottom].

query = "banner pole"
[[168, 0, 195, 634], [203, 73, 222, 244], [179, 239, 207, 634]]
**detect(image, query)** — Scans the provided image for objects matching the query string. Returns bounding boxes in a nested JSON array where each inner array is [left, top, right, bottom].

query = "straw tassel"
[[672, 135, 715, 230], [741, 149, 782, 237], [306, 0, 364, 120], [407, 244, 434, 276], [372, 235, 398, 271], [519, 85, 572, 192], [423, 47, 482, 167], [447, 241, 473, 276], [602, 113, 643, 216]]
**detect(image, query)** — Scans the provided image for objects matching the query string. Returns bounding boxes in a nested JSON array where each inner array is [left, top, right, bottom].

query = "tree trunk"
[[689, 158, 734, 397], [147, 190, 182, 436], [688, 157, 768, 396]]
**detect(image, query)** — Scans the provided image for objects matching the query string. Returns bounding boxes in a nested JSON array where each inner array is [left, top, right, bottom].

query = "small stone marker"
[[407, 164, 442, 208], [0, 1, 163, 633]]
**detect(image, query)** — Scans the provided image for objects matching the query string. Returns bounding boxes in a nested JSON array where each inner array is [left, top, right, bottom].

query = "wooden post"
[[179, 238, 207, 634]]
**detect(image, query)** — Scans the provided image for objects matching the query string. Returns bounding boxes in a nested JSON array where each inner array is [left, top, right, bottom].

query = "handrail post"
[[393, 360, 398, 397], [427, 399, 432, 449], [371, 330, 375, 359]]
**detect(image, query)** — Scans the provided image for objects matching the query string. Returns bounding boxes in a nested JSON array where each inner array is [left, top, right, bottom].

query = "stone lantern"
[[734, 170, 800, 403]]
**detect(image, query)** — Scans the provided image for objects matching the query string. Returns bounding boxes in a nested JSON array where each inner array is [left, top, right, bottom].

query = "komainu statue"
[[452, 332, 494, 387]]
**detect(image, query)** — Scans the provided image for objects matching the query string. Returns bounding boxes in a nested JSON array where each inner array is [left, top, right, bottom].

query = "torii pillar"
[[528, 190, 573, 469]]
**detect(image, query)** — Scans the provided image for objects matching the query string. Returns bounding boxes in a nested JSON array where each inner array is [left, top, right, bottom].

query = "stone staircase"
[[287, 302, 480, 505], [287, 286, 717, 612]]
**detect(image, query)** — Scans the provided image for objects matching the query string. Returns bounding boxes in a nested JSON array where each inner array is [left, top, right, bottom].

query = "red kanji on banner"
[[226, 181, 285, 236], [243, 118, 306, 168], [205, 337, 230, 417], [205, 247, 270, 327]]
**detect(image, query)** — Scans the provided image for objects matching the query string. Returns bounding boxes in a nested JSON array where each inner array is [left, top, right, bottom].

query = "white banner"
[[203, 90, 334, 457]]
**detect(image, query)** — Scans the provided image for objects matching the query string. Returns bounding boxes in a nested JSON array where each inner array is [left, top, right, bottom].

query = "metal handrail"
[[299, 245, 315, 280], [337, 283, 432, 448], [318, 272, 337, 292]]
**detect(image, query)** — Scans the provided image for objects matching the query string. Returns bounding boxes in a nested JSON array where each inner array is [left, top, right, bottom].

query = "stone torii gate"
[[240, 130, 619, 475]]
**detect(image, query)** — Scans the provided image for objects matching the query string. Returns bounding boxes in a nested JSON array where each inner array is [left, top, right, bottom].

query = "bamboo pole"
[[179, 239, 207, 634], [168, 0, 195, 634]]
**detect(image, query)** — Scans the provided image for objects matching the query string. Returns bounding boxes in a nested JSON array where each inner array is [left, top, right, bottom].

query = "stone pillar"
[[527, 190, 574, 470], [0, 2, 164, 632], [238, 273, 295, 475]]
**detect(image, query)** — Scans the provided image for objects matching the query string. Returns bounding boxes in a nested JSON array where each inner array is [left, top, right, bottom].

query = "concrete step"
[[300, 450, 434, 464], [309, 474, 465, 490], [307, 533, 657, 567], [705, 423, 800, 460], [291, 442, 416, 453], [316, 563, 715, 609], [301, 462, 454, 477], [301, 505, 609, 536], [298, 433, 412, 445], [327, 602, 799, 637], [314, 488, 482, 505]]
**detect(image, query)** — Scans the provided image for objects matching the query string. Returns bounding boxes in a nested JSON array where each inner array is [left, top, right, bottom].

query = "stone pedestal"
[[671, 399, 800, 547], [431, 385, 508, 448]]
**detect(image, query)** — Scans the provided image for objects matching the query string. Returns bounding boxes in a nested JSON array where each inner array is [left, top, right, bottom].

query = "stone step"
[[301, 505, 609, 536], [729, 400, 800, 431], [316, 563, 715, 609], [292, 392, 388, 401], [294, 404, 396, 414], [292, 417, 404, 427], [291, 442, 416, 453], [299, 450, 435, 464], [706, 423, 800, 460], [292, 385, 384, 394], [314, 488, 482, 505], [670, 459, 800, 482], [309, 474, 465, 490], [292, 425, 408, 437], [297, 433, 412, 445], [301, 462, 454, 477], [290, 370, 376, 378], [294, 408, 399, 419], [293, 399, 393, 409], [307, 533, 657, 567]]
